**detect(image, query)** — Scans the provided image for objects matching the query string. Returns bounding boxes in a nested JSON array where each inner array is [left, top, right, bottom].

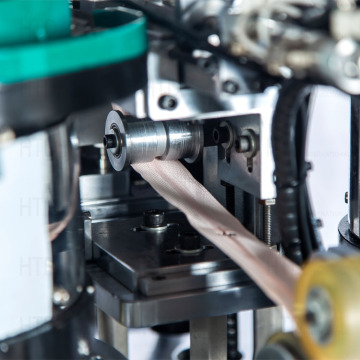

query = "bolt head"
[[143, 209, 166, 228], [178, 231, 201, 251]]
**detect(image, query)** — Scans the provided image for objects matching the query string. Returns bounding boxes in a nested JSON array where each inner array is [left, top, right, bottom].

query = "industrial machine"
[[1, 0, 360, 359]]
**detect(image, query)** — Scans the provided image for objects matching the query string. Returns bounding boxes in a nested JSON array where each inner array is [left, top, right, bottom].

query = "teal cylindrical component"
[[0, 0, 71, 46]]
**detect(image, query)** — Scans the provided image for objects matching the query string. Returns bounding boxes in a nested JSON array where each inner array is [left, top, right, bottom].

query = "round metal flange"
[[219, 121, 234, 150], [104, 110, 128, 171], [183, 122, 204, 164], [239, 128, 258, 158], [338, 215, 360, 248]]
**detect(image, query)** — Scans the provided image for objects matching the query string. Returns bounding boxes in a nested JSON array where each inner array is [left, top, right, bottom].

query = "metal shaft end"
[[103, 134, 117, 149]]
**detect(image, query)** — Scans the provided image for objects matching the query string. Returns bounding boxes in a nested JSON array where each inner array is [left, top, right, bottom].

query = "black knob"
[[143, 209, 165, 228]]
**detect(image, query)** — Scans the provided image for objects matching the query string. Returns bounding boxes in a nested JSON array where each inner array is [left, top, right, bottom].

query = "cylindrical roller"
[[162, 120, 203, 162], [104, 110, 203, 171], [295, 256, 360, 360]]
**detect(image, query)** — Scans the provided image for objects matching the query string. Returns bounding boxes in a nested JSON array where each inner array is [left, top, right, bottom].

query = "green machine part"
[[0, 1, 148, 84], [0, 0, 71, 46]]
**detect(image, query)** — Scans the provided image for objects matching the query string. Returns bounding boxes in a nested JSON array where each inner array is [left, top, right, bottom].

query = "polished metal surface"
[[89, 264, 273, 328], [104, 110, 203, 171], [142, 15, 268, 123], [190, 316, 228, 360], [82, 195, 174, 260], [253, 307, 284, 356], [80, 172, 130, 202], [82, 196, 173, 221], [70, 104, 112, 147], [47, 123, 77, 217], [92, 212, 249, 295], [129, 328, 190, 360], [97, 308, 128, 358], [47, 122, 85, 308], [145, 40, 224, 121]]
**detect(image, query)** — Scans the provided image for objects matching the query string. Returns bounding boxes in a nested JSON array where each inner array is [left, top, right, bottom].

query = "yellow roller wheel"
[[295, 256, 360, 360]]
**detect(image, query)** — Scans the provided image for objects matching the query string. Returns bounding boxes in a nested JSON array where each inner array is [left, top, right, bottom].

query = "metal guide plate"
[[92, 212, 248, 296]]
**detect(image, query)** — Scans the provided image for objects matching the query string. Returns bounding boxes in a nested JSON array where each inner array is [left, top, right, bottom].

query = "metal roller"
[[104, 110, 203, 171]]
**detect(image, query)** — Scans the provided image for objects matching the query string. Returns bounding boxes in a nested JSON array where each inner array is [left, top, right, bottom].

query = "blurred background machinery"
[[0, 0, 359, 359]]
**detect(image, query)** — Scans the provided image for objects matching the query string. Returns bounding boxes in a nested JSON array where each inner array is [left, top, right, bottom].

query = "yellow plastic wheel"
[[295, 256, 360, 360]]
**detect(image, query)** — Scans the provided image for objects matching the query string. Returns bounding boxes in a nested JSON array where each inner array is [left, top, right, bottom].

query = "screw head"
[[345, 191, 349, 204]]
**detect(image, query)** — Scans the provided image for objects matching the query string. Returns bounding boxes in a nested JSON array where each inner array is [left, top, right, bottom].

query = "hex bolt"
[[103, 134, 117, 149], [143, 209, 166, 229], [158, 95, 178, 111], [179, 231, 201, 251]]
